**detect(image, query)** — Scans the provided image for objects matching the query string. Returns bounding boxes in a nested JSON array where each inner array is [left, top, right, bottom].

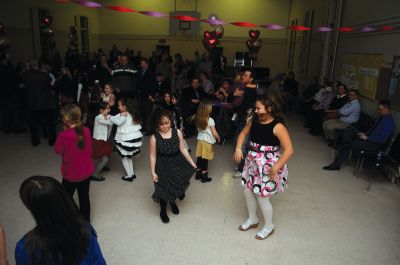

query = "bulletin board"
[[340, 53, 384, 100], [388, 56, 400, 110]]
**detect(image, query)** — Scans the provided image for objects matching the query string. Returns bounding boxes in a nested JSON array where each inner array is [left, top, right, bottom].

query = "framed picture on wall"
[[299, 10, 314, 76]]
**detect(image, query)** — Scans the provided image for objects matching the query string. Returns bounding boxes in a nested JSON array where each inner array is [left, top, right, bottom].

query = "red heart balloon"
[[246, 39, 254, 50], [249, 30, 260, 40], [42, 16, 53, 26], [204, 31, 211, 39]]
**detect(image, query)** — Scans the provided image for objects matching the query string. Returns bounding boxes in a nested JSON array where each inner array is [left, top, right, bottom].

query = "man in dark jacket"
[[112, 54, 137, 99], [21, 60, 57, 146], [136, 57, 156, 132]]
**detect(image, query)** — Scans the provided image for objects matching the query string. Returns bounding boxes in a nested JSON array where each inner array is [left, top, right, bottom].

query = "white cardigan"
[[93, 114, 112, 141], [110, 113, 142, 142]]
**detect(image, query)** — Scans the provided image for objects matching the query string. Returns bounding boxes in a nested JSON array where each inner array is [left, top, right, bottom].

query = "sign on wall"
[[340, 53, 384, 100]]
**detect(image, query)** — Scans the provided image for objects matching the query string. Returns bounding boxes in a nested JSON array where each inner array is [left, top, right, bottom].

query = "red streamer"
[[382, 25, 395, 31], [337, 26, 353, 32], [106, 6, 136, 12], [230, 22, 257, 27], [172, 15, 198, 21], [289, 25, 311, 31]]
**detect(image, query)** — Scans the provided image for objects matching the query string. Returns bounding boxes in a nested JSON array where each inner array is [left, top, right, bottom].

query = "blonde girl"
[[194, 101, 220, 183]]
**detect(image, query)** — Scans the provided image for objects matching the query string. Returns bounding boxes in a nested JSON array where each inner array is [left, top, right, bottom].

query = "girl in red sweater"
[[55, 104, 95, 221]]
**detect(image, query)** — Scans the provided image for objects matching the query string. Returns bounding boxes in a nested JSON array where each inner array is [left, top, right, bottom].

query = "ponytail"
[[60, 104, 85, 149], [74, 121, 85, 150]]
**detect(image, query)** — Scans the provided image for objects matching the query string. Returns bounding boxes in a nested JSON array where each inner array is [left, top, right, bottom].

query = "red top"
[[54, 127, 94, 182]]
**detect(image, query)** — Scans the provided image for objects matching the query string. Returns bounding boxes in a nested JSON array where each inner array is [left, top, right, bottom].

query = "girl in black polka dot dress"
[[149, 109, 197, 223]]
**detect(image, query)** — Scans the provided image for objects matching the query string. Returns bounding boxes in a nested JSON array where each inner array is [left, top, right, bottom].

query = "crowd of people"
[[15, 44, 390, 264]]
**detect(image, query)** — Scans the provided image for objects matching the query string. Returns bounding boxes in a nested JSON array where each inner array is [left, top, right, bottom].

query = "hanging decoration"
[[40, 16, 56, 51], [56, 1, 399, 33], [68, 25, 79, 53], [106, 6, 137, 12], [246, 30, 262, 60], [72, 0, 102, 8], [230, 22, 257, 27]]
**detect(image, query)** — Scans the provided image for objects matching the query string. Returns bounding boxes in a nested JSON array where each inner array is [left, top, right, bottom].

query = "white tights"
[[243, 188, 274, 230], [121, 157, 134, 177]]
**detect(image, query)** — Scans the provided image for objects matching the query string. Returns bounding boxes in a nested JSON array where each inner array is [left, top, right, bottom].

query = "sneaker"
[[233, 171, 242, 178], [90, 176, 105, 181]]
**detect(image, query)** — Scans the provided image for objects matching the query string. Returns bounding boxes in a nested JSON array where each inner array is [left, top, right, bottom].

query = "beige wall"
[[333, 0, 400, 128], [286, 0, 330, 85], [1, 0, 290, 75]]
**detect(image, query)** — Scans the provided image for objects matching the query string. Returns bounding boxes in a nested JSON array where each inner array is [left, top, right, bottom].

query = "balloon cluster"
[[202, 13, 224, 51], [68, 26, 79, 54], [246, 30, 262, 60], [41, 15, 56, 49], [0, 23, 10, 51]]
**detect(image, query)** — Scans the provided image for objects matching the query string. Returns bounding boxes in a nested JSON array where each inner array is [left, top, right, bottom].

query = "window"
[[80, 16, 89, 54]]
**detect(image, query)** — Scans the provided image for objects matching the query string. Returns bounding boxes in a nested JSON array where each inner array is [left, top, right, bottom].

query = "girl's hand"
[[152, 173, 159, 183], [233, 148, 243, 164], [269, 166, 278, 182], [216, 137, 220, 143], [120, 112, 128, 117]]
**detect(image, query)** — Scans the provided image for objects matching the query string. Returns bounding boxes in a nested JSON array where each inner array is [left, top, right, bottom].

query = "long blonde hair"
[[60, 104, 85, 150], [195, 101, 212, 131]]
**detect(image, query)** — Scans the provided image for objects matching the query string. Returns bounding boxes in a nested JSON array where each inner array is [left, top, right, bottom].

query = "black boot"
[[170, 201, 179, 215], [201, 171, 212, 183], [178, 193, 185, 201], [159, 199, 169, 223], [195, 169, 202, 180]]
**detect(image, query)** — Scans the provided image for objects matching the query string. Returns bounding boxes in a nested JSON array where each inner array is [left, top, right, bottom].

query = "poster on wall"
[[340, 53, 384, 100], [388, 56, 400, 109]]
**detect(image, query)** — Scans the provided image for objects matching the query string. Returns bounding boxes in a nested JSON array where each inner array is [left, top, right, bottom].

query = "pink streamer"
[[260, 24, 284, 30], [72, 0, 102, 8], [360, 26, 376, 32], [201, 19, 225, 25], [139, 11, 167, 17], [315, 26, 333, 32]]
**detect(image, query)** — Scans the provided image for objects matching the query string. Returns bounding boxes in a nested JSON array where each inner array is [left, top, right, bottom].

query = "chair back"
[[387, 133, 400, 162]]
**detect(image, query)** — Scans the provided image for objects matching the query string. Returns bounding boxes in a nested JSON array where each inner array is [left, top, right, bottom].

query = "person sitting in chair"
[[323, 100, 395, 171]]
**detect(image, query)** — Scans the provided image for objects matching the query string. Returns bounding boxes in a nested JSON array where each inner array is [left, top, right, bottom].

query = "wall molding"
[[94, 34, 287, 44]]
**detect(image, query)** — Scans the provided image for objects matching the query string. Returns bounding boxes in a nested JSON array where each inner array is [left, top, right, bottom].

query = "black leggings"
[[62, 178, 91, 222], [196, 157, 209, 171]]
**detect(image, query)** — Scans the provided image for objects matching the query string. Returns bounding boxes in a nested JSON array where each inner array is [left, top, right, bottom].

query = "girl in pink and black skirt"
[[233, 90, 293, 240]]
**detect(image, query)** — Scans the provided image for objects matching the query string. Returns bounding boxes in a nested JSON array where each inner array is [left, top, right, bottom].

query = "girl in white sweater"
[[110, 98, 143, 182]]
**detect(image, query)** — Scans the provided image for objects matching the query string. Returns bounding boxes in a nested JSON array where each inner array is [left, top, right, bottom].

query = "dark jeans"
[[62, 178, 91, 222], [334, 125, 381, 167], [29, 109, 57, 146]]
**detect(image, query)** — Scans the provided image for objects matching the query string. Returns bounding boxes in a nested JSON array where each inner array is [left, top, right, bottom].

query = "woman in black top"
[[233, 90, 294, 240]]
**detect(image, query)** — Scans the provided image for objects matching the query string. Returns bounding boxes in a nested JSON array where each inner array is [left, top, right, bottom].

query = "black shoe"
[[32, 142, 40, 147], [195, 170, 202, 180], [90, 176, 105, 181], [178, 193, 185, 201], [121, 175, 136, 182], [160, 211, 170, 223], [170, 202, 179, 215], [322, 164, 340, 171], [201, 172, 212, 183], [101, 166, 110, 172]]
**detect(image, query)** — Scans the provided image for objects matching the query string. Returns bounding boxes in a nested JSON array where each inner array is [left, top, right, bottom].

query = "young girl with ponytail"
[[55, 103, 94, 221]]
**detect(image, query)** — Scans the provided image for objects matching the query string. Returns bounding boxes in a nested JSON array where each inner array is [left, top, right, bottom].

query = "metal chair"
[[353, 133, 398, 190]]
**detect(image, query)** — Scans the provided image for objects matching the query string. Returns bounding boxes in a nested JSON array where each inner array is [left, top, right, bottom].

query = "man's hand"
[[358, 132, 367, 140]]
